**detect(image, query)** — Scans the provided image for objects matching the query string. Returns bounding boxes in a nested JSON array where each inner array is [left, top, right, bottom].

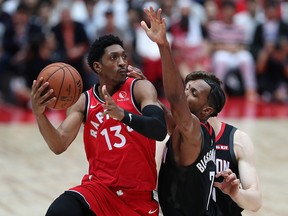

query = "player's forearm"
[[35, 114, 68, 154], [158, 41, 185, 104], [231, 188, 262, 211], [157, 40, 192, 129], [121, 105, 167, 141]]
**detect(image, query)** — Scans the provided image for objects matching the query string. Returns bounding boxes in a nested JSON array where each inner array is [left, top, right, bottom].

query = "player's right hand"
[[102, 85, 125, 121], [214, 169, 241, 199], [31, 78, 56, 115]]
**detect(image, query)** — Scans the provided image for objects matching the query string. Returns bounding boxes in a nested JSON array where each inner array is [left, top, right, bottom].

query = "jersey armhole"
[[83, 91, 89, 123], [200, 128, 205, 152], [229, 127, 238, 169], [131, 79, 142, 112]]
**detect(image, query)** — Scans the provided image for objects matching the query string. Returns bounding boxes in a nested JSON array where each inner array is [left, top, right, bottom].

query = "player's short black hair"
[[185, 71, 226, 117], [87, 34, 124, 72]]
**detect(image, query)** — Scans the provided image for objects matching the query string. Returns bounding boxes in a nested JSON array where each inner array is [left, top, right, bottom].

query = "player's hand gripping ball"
[[37, 62, 83, 110]]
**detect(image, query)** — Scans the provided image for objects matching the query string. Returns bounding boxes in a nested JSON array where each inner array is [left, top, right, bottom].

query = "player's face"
[[184, 80, 211, 118], [100, 44, 128, 84]]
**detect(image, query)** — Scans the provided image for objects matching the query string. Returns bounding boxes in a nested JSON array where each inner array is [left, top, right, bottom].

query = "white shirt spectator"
[[93, 0, 129, 31]]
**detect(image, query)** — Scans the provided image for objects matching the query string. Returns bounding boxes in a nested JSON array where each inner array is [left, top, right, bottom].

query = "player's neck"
[[97, 85, 104, 101], [208, 117, 222, 136]]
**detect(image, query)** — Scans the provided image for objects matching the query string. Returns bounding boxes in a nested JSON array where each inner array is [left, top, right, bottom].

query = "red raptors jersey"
[[83, 77, 157, 190]]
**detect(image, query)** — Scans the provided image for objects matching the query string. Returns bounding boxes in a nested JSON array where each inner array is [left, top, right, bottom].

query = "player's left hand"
[[102, 85, 125, 121], [214, 169, 241, 198]]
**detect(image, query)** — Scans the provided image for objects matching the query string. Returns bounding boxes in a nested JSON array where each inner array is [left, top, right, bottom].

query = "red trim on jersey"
[[215, 122, 226, 142], [200, 122, 213, 136]]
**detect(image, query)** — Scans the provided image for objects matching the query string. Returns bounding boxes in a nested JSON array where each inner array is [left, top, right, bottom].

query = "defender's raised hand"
[[127, 65, 147, 80], [141, 7, 167, 46]]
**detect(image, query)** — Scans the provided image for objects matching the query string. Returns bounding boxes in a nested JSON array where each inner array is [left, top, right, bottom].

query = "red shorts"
[[68, 175, 159, 216]]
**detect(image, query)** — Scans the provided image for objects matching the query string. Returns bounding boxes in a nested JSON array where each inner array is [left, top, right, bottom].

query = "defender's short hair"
[[185, 71, 226, 117]]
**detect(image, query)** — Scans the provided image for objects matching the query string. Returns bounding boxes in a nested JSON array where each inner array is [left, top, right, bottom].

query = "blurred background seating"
[[0, 0, 287, 109]]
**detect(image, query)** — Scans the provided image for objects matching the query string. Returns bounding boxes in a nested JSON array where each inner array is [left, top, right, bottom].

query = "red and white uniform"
[[68, 78, 159, 216]]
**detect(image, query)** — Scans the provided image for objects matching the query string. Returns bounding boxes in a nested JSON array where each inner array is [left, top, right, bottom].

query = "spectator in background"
[[14, 32, 56, 108], [169, 0, 211, 76], [3, 2, 42, 72], [94, 6, 134, 87], [125, 5, 143, 68], [280, 0, 288, 24], [208, 0, 258, 101], [203, 0, 219, 26], [251, 1, 288, 103], [1, 0, 18, 15], [182, 0, 207, 24], [34, 1, 54, 35], [93, 0, 129, 33], [80, 0, 100, 89], [158, 0, 178, 31], [96, 8, 127, 41], [51, 6, 90, 91], [82, 0, 98, 44], [256, 41, 288, 103], [0, 0, 14, 72], [48, 0, 86, 27], [134, 1, 166, 97], [233, 0, 265, 48], [250, 0, 287, 59], [0, 2, 42, 105], [0, 0, 13, 100]]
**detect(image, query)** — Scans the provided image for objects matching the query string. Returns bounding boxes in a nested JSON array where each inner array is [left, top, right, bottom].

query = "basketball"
[[37, 62, 83, 110]]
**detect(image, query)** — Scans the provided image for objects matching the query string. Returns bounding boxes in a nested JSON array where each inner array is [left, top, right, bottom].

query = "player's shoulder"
[[234, 129, 251, 142], [234, 128, 254, 153], [133, 78, 157, 95], [133, 78, 154, 87]]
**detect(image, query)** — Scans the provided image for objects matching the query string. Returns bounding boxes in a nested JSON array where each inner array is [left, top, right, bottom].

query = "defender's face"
[[184, 80, 211, 117], [100, 44, 128, 84]]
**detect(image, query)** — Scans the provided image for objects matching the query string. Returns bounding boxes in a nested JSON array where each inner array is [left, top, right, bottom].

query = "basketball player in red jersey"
[[141, 7, 226, 216], [209, 117, 262, 215], [30, 34, 167, 216]]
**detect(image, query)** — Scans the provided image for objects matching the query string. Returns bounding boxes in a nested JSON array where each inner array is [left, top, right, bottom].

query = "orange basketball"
[[37, 62, 83, 110]]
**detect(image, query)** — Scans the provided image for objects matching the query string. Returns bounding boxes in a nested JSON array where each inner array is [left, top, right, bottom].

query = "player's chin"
[[118, 74, 127, 82]]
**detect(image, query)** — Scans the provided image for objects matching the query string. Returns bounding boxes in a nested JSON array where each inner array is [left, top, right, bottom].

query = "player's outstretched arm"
[[31, 78, 85, 154], [141, 7, 197, 131], [141, 7, 201, 166]]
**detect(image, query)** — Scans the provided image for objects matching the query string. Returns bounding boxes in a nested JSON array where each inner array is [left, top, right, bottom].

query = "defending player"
[[209, 117, 262, 215], [141, 7, 226, 216]]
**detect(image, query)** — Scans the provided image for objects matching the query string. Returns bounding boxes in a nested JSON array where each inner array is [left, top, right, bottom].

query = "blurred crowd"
[[0, 0, 288, 108]]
